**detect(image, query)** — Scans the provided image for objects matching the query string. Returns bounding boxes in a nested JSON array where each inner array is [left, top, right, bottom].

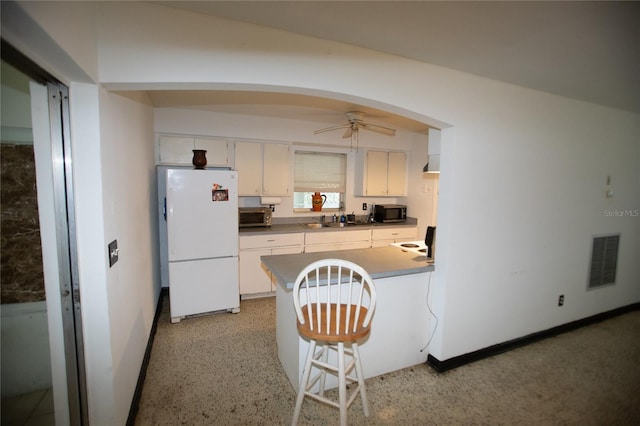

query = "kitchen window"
[[293, 151, 346, 211]]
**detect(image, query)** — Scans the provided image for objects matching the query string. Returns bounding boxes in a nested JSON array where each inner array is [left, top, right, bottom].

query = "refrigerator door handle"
[[163, 197, 167, 221]]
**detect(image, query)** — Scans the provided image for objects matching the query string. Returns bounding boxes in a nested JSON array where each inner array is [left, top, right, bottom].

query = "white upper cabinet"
[[386, 151, 407, 195], [194, 138, 229, 166], [235, 141, 290, 196], [263, 143, 290, 196], [355, 150, 407, 196], [158, 135, 193, 164], [158, 134, 230, 167], [235, 141, 263, 195]]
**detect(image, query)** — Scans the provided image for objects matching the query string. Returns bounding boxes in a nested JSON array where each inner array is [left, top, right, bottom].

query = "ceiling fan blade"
[[361, 123, 396, 136], [342, 127, 353, 138], [313, 124, 350, 135]]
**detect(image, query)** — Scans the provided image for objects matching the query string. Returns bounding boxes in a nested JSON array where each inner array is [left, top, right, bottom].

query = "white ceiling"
[[149, 1, 640, 130]]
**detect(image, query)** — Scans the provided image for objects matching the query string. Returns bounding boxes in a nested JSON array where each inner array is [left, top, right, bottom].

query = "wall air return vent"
[[588, 234, 620, 289]]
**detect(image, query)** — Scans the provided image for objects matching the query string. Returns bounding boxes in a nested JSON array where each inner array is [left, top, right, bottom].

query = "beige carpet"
[[134, 295, 640, 425]]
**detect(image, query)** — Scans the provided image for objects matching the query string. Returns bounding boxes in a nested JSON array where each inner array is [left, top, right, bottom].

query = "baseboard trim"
[[427, 302, 640, 373], [126, 288, 168, 426]]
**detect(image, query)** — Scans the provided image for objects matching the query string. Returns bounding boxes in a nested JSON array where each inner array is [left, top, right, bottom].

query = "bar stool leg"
[[319, 344, 329, 397], [337, 342, 347, 426], [352, 342, 370, 417], [292, 340, 316, 426]]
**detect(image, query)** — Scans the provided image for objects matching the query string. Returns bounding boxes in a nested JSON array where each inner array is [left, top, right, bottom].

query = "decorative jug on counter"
[[312, 192, 327, 212]]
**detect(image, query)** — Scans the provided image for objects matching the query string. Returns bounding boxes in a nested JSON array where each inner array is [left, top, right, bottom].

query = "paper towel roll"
[[260, 197, 281, 205]]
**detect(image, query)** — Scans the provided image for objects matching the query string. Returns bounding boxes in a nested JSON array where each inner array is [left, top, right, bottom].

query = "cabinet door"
[[194, 138, 229, 167], [371, 227, 417, 242], [371, 239, 395, 248], [305, 229, 371, 245], [263, 143, 290, 196], [336, 241, 372, 251], [239, 248, 272, 295], [269, 245, 303, 290], [235, 142, 263, 196], [387, 151, 407, 196], [304, 243, 341, 253], [371, 226, 416, 247], [304, 241, 371, 253], [240, 233, 304, 250], [159, 136, 194, 164], [365, 150, 389, 196]]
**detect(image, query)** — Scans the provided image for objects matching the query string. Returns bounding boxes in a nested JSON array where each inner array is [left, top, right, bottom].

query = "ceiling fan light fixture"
[[314, 111, 396, 139], [346, 111, 365, 123]]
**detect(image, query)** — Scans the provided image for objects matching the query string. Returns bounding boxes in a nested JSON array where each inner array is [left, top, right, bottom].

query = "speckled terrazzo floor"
[[134, 295, 640, 425]]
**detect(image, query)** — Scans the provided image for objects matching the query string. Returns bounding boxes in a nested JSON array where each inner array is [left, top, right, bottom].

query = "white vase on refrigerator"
[[164, 168, 240, 323]]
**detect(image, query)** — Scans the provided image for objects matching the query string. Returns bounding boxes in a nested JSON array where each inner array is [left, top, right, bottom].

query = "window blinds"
[[294, 151, 346, 192]]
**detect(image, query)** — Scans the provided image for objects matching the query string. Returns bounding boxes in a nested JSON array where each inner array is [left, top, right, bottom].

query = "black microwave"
[[373, 204, 407, 223]]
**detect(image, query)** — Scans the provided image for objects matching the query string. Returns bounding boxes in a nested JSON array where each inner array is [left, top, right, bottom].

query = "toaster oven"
[[239, 207, 272, 228]]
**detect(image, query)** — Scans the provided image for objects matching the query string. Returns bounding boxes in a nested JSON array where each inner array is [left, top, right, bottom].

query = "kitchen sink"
[[305, 223, 325, 229], [303, 222, 347, 229]]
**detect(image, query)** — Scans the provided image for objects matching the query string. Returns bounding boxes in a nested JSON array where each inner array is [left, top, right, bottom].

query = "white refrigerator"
[[163, 168, 240, 323]]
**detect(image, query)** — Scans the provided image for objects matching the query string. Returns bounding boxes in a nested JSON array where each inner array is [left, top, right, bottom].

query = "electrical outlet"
[[558, 295, 564, 306], [362, 203, 367, 211]]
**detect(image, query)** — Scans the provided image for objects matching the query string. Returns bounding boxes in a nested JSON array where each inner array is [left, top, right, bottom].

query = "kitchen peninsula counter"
[[262, 246, 434, 391], [261, 246, 433, 289]]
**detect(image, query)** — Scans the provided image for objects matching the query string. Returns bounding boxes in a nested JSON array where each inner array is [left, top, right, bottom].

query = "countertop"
[[261, 245, 434, 289], [240, 217, 418, 235]]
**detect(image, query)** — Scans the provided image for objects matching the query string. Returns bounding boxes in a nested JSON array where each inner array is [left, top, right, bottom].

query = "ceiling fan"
[[314, 111, 396, 139]]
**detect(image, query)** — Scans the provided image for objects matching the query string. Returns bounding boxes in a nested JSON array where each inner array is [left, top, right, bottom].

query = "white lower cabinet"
[[240, 227, 417, 297], [370, 227, 417, 248], [239, 233, 304, 297], [304, 241, 371, 253], [304, 229, 371, 253]]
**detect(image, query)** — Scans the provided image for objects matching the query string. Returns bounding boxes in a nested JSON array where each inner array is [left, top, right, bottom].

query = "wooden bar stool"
[[291, 259, 377, 426]]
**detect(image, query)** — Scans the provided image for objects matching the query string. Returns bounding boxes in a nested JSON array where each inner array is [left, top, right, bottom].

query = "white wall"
[[68, 82, 116, 424], [408, 130, 440, 238], [5, 1, 638, 422], [99, 89, 158, 423]]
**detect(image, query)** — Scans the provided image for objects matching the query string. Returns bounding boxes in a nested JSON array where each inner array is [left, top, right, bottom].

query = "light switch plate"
[[108, 239, 119, 267]]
